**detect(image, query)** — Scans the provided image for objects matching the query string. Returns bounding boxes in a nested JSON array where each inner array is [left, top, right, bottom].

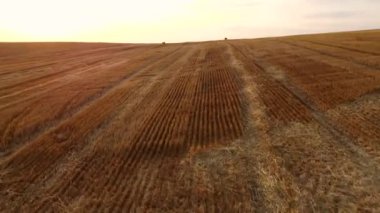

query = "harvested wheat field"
[[0, 30, 380, 212]]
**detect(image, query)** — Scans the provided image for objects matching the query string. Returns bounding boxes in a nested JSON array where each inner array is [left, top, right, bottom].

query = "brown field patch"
[[1, 30, 380, 212]]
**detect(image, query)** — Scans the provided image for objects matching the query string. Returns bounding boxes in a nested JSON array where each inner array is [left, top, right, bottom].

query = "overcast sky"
[[0, 0, 379, 42]]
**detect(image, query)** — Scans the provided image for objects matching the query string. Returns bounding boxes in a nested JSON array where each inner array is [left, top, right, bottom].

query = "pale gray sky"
[[0, 0, 379, 42]]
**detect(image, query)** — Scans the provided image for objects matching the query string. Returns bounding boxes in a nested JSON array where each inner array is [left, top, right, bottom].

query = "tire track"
[[301, 39, 380, 56], [228, 41, 380, 211], [31, 47, 201, 212], [0, 46, 186, 210], [229, 43, 312, 124], [279, 40, 380, 71], [231, 42, 380, 166], [0, 45, 183, 157]]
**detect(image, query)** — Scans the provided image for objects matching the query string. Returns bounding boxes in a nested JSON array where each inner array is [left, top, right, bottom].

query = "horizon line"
[[1, 28, 379, 44]]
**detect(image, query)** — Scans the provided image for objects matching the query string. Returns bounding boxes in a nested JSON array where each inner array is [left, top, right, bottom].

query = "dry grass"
[[0, 30, 380, 212]]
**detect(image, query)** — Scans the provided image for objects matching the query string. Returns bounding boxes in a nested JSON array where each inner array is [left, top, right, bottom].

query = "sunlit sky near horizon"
[[0, 0, 379, 43]]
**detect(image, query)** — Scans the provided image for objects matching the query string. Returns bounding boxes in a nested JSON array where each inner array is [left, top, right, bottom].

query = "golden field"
[[0, 30, 380, 212]]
